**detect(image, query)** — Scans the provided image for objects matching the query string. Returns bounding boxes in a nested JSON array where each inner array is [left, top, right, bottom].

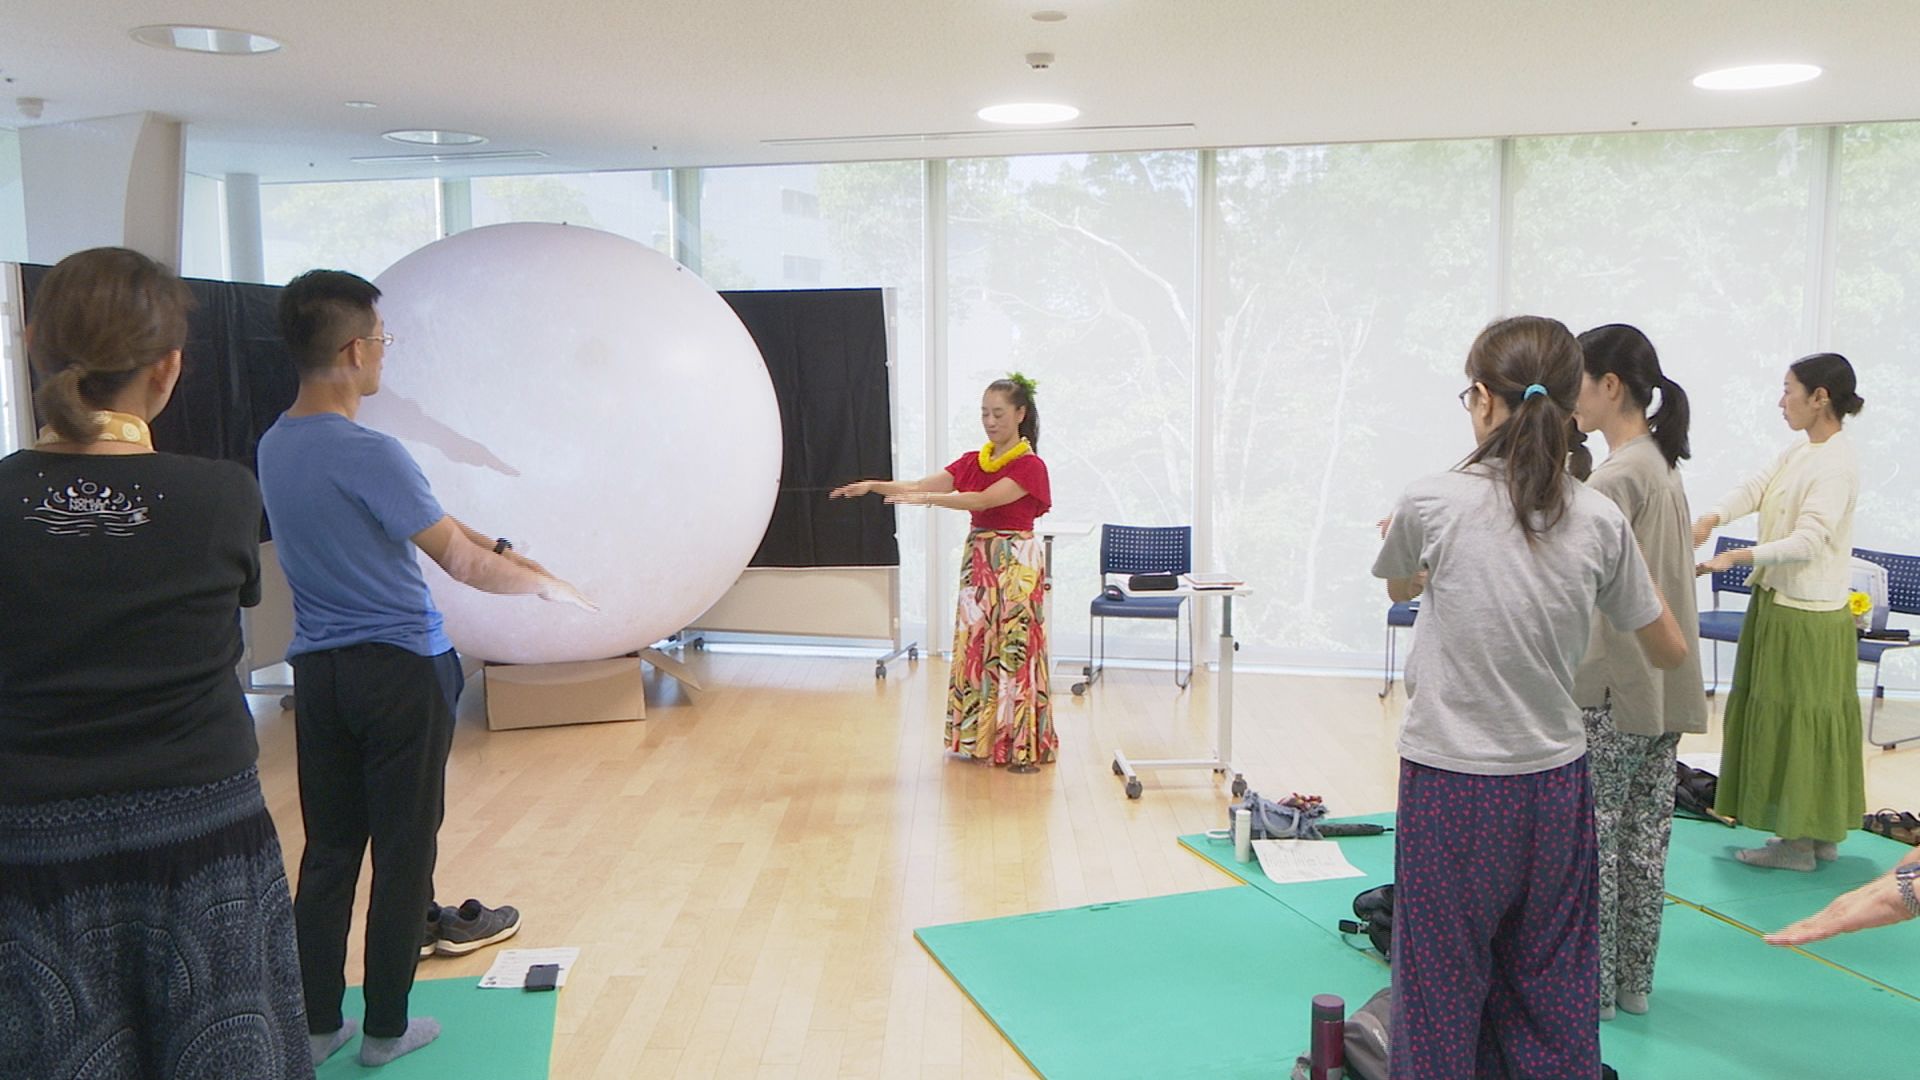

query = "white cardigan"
[[1713, 430, 1860, 612]]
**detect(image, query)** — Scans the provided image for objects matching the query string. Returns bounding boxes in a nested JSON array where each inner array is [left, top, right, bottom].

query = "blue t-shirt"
[[257, 412, 452, 658]]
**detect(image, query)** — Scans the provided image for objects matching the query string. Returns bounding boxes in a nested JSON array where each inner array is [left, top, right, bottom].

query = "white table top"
[[1038, 521, 1098, 538], [1116, 575, 1253, 599]]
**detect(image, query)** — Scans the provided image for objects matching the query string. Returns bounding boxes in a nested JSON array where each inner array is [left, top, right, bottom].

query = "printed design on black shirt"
[[24, 477, 153, 536]]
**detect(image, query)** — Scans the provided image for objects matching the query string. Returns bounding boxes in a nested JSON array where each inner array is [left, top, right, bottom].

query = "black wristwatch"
[[493, 537, 513, 554]]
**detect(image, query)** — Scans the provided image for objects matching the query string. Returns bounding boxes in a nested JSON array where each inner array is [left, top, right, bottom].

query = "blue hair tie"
[[1523, 384, 1547, 400]]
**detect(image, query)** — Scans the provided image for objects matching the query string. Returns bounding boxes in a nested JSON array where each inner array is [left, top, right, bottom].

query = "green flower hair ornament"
[[1005, 371, 1039, 398]]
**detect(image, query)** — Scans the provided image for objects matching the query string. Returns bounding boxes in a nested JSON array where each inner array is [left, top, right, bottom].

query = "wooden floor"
[[249, 653, 1920, 1079]]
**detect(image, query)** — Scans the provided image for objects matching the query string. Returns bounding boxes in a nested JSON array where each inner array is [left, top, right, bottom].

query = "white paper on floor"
[[478, 947, 582, 989], [1251, 839, 1366, 884]]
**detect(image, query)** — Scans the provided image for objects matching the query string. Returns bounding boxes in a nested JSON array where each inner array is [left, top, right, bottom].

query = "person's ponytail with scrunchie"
[[987, 372, 1041, 449], [27, 247, 193, 443], [1463, 316, 1582, 543]]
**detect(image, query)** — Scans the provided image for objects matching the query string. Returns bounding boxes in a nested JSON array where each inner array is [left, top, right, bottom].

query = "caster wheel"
[[909, 646, 920, 661], [1231, 777, 1248, 797], [1112, 759, 1124, 776], [1071, 682, 1087, 696], [1125, 779, 1143, 800], [280, 694, 296, 711], [875, 665, 887, 679]]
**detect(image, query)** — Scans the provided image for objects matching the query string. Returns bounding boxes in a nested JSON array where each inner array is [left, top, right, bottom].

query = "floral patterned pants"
[[1584, 702, 1681, 1008]]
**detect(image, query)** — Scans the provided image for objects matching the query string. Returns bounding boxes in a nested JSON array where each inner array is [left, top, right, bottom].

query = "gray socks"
[[358, 1017, 441, 1067], [1736, 837, 1818, 871], [309, 1020, 356, 1066]]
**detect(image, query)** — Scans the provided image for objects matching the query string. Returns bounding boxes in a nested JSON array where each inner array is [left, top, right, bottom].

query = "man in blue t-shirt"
[[258, 270, 590, 1069]]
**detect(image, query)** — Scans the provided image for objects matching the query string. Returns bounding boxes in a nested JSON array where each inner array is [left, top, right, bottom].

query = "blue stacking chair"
[[1699, 536, 1756, 696], [1851, 546, 1920, 748], [1379, 601, 1419, 699], [1071, 524, 1193, 696]]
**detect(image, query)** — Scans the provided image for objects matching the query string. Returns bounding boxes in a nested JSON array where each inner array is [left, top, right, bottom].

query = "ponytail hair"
[[1575, 323, 1691, 468], [27, 247, 192, 443], [1790, 352, 1864, 421], [987, 372, 1041, 449], [1462, 315, 1582, 543]]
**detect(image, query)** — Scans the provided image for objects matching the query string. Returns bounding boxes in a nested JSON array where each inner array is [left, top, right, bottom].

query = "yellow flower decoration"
[[1849, 591, 1873, 617]]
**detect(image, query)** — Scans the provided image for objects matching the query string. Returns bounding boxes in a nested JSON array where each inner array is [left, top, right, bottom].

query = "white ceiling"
[[2, 1, 1917, 184]]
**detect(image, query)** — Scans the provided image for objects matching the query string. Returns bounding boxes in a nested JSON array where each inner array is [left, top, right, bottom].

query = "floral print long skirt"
[[946, 530, 1056, 767]]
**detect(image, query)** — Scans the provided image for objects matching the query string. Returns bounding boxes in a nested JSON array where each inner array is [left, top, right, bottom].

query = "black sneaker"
[[420, 903, 443, 960], [433, 898, 520, 956]]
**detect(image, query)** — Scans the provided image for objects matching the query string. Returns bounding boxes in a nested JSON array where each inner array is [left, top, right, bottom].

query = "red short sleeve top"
[[945, 450, 1052, 531]]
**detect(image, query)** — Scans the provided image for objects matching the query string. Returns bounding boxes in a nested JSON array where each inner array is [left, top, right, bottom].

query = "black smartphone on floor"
[[524, 963, 560, 992]]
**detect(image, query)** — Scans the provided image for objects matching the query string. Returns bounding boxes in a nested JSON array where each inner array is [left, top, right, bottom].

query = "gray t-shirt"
[[1572, 436, 1709, 736], [1373, 462, 1664, 776]]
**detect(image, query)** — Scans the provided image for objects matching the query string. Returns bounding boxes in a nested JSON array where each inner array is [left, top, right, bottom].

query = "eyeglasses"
[[338, 332, 394, 352], [1457, 385, 1478, 410]]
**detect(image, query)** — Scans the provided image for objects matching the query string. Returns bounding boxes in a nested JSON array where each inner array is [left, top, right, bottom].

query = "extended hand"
[[1691, 514, 1720, 549], [830, 481, 875, 499], [537, 576, 599, 613], [1696, 550, 1738, 576], [1766, 875, 1911, 946]]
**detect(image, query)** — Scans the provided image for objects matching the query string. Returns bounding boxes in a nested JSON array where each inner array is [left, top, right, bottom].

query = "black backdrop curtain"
[[721, 288, 898, 569], [18, 267, 896, 567]]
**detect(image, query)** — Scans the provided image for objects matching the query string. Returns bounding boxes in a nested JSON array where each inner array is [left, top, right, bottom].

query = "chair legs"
[[1867, 656, 1920, 749], [1379, 624, 1398, 699], [1172, 601, 1192, 691], [1706, 639, 1719, 698]]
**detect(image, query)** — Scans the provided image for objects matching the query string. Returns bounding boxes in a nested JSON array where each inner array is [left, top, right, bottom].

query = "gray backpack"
[[1290, 987, 1391, 1080]]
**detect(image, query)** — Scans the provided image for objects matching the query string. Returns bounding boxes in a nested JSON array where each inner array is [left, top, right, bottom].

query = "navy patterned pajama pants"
[[1389, 756, 1600, 1079]]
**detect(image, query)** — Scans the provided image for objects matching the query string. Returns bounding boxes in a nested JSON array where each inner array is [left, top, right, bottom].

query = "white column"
[[224, 172, 265, 282], [21, 112, 184, 268], [670, 167, 703, 272], [439, 178, 472, 237]]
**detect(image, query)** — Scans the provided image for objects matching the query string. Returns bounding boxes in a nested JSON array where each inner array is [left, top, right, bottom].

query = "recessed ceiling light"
[[1032, 10, 1068, 21], [351, 149, 548, 165], [344, 100, 379, 109], [1692, 63, 1822, 91], [130, 25, 281, 55], [977, 103, 1081, 125], [382, 129, 488, 146]]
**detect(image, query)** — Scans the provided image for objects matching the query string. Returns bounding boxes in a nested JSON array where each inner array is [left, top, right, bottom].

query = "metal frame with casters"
[[1378, 601, 1418, 699], [1111, 582, 1251, 800], [1073, 524, 1194, 696], [1852, 546, 1920, 749]]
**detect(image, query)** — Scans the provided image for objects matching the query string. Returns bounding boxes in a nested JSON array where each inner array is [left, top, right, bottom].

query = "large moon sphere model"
[[361, 223, 781, 665]]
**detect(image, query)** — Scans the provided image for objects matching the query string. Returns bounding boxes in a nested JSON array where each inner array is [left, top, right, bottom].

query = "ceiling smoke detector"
[[1026, 52, 1055, 70]]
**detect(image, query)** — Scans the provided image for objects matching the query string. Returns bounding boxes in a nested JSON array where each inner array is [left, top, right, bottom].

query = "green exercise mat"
[[915, 887, 1390, 1079], [315, 976, 558, 1079], [1660, 817, 1901, 907], [1704, 891, 1920, 1002], [1178, 813, 1397, 935], [1596, 903, 1919, 1076]]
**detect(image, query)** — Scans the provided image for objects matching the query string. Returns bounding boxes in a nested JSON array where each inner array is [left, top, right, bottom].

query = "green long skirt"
[[1714, 588, 1865, 842]]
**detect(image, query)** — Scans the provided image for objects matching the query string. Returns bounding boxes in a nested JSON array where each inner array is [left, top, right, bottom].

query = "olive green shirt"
[[1573, 436, 1710, 736]]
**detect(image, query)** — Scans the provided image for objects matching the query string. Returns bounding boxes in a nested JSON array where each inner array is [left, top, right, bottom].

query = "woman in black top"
[[0, 248, 312, 1078]]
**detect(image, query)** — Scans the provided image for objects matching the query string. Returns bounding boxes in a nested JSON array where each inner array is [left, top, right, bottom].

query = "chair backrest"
[[1712, 536, 1756, 597], [1100, 524, 1192, 577], [1852, 546, 1920, 616]]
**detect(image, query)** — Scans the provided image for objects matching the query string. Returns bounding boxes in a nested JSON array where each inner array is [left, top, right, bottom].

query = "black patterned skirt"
[[0, 766, 313, 1079]]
